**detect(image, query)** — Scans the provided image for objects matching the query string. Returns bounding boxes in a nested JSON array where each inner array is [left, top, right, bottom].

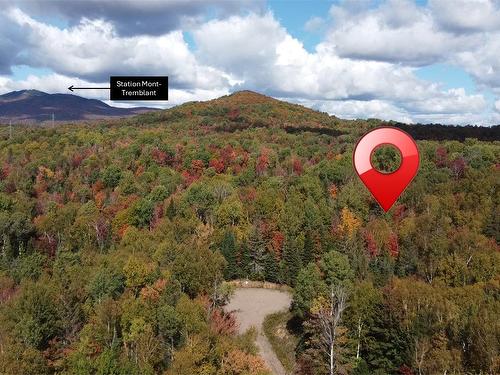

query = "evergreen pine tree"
[[219, 230, 239, 279], [263, 251, 280, 283], [247, 225, 267, 280], [483, 205, 499, 244], [302, 230, 315, 266], [239, 241, 252, 279], [166, 199, 176, 220], [282, 236, 303, 286]]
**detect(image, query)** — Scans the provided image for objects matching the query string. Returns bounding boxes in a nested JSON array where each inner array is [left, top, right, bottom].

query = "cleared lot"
[[225, 288, 292, 375]]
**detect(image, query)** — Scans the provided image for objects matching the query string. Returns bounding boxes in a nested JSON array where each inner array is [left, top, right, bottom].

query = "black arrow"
[[68, 85, 110, 92]]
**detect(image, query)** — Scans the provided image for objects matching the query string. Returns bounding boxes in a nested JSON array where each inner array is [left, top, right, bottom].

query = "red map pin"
[[353, 127, 419, 212]]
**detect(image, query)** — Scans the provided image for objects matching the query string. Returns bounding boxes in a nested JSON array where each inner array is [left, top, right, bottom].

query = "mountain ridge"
[[0, 89, 157, 123]]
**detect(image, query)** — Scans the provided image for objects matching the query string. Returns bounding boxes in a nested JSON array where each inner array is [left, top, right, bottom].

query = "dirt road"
[[225, 287, 292, 375]]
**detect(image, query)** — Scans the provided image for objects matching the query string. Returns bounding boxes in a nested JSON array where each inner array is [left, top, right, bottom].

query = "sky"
[[0, 0, 499, 125]]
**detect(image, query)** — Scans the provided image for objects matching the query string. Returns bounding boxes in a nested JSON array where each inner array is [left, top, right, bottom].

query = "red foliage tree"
[[228, 108, 240, 121], [389, 233, 399, 257], [209, 309, 238, 336], [134, 164, 145, 176], [450, 156, 466, 178], [435, 146, 448, 167], [4, 181, 16, 193], [239, 187, 256, 202], [0, 277, 16, 303], [95, 190, 106, 209], [94, 216, 109, 249], [292, 158, 303, 175], [150, 203, 164, 230], [71, 153, 85, 168], [181, 170, 198, 187], [399, 365, 415, 375], [191, 159, 205, 176], [365, 231, 378, 257], [393, 204, 406, 222], [270, 231, 285, 260], [40, 236, 57, 257], [92, 180, 104, 195], [1, 164, 11, 180], [256, 150, 269, 176], [220, 145, 236, 166], [152, 147, 168, 166], [232, 164, 242, 174], [209, 158, 225, 173], [328, 184, 338, 199]]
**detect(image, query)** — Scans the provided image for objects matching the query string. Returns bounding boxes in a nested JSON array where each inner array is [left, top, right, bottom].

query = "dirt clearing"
[[225, 287, 292, 375]]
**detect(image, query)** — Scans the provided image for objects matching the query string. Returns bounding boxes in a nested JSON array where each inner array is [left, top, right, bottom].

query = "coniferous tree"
[[166, 199, 176, 220], [246, 225, 267, 280], [302, 230, 315, 265], [282, 236, 303, 286], [263, 251, 280, 283], [219, 230, 240, 279]]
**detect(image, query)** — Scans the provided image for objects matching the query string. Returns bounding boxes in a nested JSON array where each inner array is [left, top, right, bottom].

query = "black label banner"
[[110, 76, 168, 101]]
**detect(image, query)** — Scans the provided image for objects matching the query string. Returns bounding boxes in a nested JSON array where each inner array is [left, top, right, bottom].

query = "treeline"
[[394, 122, 500, 142]]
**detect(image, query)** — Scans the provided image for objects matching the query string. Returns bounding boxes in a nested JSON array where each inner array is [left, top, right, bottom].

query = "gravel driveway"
[[225, 287, 292, 375]]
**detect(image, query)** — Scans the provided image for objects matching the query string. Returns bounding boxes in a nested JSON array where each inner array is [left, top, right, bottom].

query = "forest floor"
[[225, 288, 292, 375]]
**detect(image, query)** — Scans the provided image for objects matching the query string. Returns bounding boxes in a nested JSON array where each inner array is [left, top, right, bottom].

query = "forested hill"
[[137, 90, 340, 133], [0, 90, 498, 375], [131, 90, 499, 139]]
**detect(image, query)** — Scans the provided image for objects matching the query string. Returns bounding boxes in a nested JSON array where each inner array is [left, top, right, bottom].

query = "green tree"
[[219, 230, 240, 279], [11, 282, 58, 349], [130, 198, 154, 228], [282, 236, 303, 286], [319, 250, 354, 288], [245, 225, 267, 279], [87, 266, 125, 303], [292, 263, 326, 318], [172, 243, 226, 297], [101, 165, 122, 188]]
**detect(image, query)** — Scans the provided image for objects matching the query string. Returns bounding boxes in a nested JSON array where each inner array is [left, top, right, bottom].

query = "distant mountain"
[[0, 90, 158, 123]]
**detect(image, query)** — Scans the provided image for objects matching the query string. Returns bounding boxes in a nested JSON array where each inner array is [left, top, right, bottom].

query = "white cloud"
[[453, 36, 500, 90], [6, 8, 229, 89], [430, 0, 500, 32], [325, 0, 500, 96], [0, 72, 228, 109], [0, 73, 108, 99], [304, 16, 325, 32], [291, 95, 493, 126], [301, 98, 413, 123], [1, 4, 498, 126], [401, 88, 487, 114], [327, 0, 476, 66], [194, 13, 286, 80], [495, 99, 500, 113], [411, 112, 500, 126], [10, 0, 264, 36], [192, 12, 486, 120]]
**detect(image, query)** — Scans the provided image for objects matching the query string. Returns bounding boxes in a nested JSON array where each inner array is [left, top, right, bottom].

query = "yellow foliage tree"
[[337, 207, 361, 238]]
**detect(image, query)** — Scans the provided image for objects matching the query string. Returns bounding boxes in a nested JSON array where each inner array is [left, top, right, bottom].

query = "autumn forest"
[[0, 91, 498, 375]]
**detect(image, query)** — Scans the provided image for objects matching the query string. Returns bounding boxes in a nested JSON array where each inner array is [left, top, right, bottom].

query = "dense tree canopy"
[[0, 91, 498, 374]]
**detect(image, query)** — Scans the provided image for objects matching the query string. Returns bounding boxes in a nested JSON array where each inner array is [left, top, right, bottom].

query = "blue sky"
[[1, 0, 499, 125], [268, 0, 332, 51]]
